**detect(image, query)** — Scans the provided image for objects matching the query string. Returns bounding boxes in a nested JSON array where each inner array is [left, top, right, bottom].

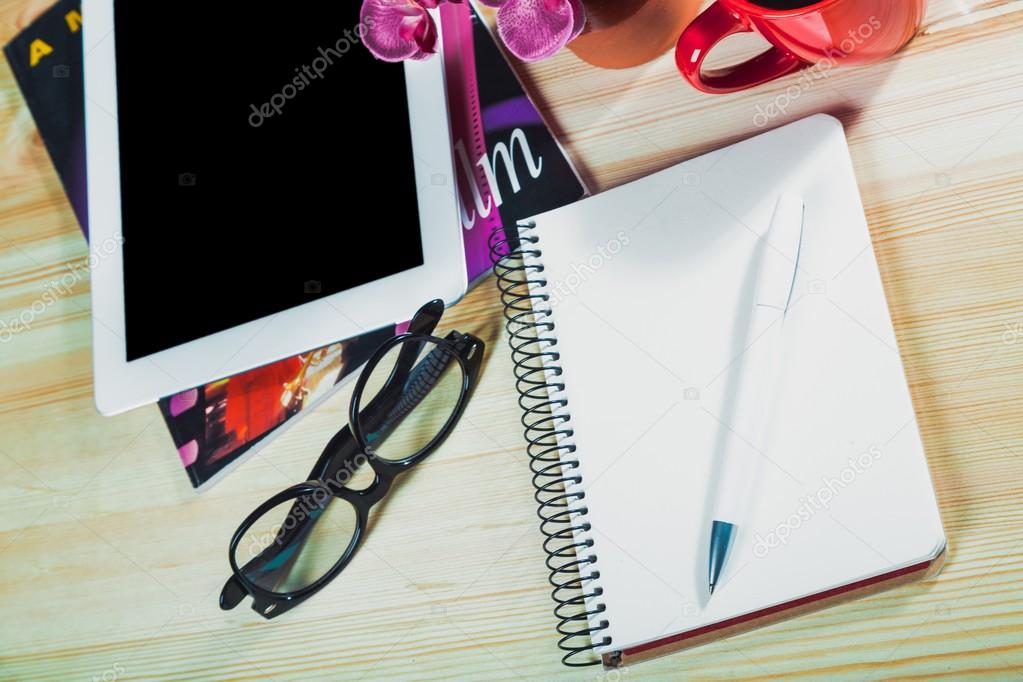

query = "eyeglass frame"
[[220, 300, 485, 619]]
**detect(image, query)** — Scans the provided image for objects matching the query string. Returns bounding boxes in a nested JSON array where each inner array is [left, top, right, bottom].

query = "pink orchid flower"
[[479, 0, 585, 62], [361, 0, 445, 61], [362, 0, 585, 64]]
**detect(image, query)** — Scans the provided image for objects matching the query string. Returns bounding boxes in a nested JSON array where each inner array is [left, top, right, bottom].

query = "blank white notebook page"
[[525, 115, 945, 654]]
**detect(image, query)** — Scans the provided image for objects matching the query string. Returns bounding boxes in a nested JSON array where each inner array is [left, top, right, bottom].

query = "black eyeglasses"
[[220, 300, 484, 618]]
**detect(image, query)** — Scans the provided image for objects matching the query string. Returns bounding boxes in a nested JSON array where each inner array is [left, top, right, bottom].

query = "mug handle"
[[675, 2, 805, 94]]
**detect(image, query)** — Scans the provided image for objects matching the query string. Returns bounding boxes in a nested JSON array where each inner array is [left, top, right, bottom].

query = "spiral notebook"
[[494, 115, 946, 667]]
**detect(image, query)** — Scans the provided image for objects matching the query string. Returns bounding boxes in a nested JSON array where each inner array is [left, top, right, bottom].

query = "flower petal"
[[567, 0, 586, 41], [496, 0, 579, 62], [410, 10, 438, 58], [361, 0, 437, 62]]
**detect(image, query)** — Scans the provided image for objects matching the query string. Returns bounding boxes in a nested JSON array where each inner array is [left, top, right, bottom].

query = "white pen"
[[707, 194, 805, 597]]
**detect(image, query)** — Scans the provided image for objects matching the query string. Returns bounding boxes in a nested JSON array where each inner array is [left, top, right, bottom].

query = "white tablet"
[[83, 1, 465, 415]]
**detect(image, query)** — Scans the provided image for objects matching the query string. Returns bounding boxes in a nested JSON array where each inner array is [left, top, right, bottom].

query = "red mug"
[[676, 0, 927, 94]]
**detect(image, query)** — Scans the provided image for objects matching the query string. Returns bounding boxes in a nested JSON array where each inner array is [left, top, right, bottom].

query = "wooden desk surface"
[[1, 1, 1022, 679]]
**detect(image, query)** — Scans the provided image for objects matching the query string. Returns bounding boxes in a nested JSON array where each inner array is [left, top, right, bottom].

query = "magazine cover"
[[3, 0, 88, 235], [5, 0, 587, 489], [446, 2, 588, 282]]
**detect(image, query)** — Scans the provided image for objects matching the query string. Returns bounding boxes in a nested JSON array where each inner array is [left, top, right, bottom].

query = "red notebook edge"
[[605, 545, 947, 668]]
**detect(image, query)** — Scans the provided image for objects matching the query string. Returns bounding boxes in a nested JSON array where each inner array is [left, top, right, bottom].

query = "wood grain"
[[1, 0, 1021, 679]]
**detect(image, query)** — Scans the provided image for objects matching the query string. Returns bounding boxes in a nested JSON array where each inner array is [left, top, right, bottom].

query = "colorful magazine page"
[[443, 2, 588, 282], [3, 0, 88, 236], [158, 326, 394, 490]]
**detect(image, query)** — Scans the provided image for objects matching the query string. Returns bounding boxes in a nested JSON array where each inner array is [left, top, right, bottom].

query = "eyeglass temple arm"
[[362, 333, 465, 446], [388, 298, 444, 382], [303, 301, 445, 484]]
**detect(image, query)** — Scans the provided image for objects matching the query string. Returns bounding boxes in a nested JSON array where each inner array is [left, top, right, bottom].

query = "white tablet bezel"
[[83, 0, 465, 415]]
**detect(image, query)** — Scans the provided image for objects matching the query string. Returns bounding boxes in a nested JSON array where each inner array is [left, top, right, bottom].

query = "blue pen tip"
[[708, 520, 736, 596]]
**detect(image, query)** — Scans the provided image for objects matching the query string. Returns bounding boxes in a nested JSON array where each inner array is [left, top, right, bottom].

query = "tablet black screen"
[[113, 2, 425, 360]]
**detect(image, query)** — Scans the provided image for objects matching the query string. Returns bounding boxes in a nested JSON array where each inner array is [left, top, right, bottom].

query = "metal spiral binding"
[[490, 222, 611, 667]]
